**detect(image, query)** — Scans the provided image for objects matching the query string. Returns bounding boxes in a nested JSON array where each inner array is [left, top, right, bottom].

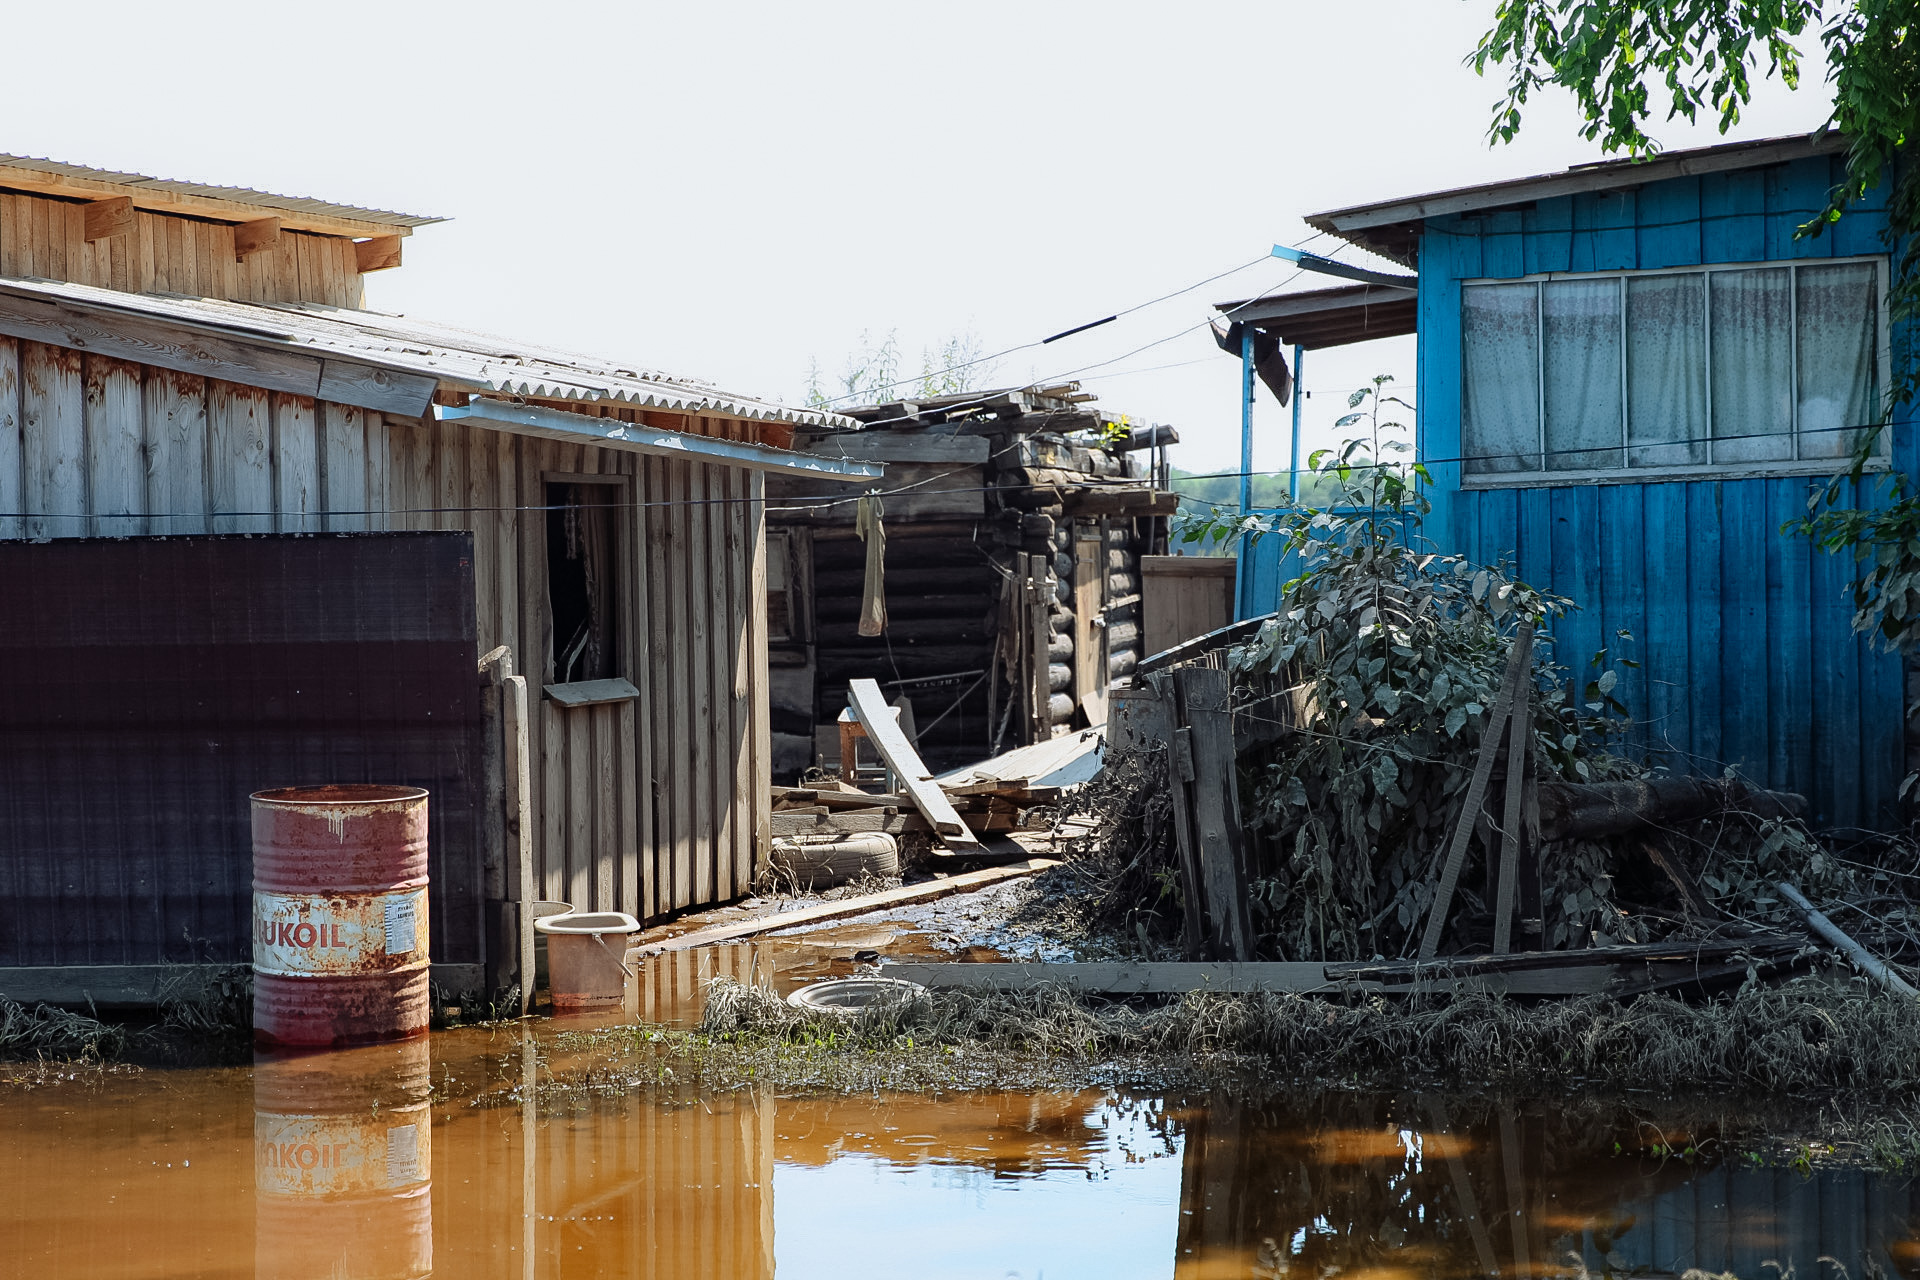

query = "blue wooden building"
[[1230, 133, 1914, 829]]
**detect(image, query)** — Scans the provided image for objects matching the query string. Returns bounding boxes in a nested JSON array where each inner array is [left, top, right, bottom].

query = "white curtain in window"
[[1710, 267, 1794, 462], [1795, 261, 1880, 459], [1625, 273, 1707, 466], [1543, 278, 1624, 470], [1462, 283, 1540, 473]]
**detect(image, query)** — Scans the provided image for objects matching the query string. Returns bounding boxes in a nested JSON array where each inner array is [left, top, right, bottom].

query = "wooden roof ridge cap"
[[1303, 129, 1846, 234], [0, 155, 443, 236]]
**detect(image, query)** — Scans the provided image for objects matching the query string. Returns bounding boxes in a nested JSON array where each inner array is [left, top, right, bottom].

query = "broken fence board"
[[847, 676, 980, 847], [626, 859, 1058, 956]]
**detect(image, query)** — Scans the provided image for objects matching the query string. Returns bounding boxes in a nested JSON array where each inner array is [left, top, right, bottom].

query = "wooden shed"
[[0, 156, 876, 1006], [765, 386, 1178, 776]]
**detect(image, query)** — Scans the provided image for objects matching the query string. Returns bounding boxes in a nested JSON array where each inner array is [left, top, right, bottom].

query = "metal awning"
[[1215, 283, 1417, 350], [435, 401, 883, 481]]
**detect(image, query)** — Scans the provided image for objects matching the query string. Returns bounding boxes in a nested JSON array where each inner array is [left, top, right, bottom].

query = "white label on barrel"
[[384, 896, 417, 955], [252, 888, 429, 976], [386, 1123, 421, 1184], [255, 1106, 431, 1195]]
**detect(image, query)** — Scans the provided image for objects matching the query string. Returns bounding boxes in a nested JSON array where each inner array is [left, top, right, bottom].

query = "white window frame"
[[1459, 254, 1892, 489]]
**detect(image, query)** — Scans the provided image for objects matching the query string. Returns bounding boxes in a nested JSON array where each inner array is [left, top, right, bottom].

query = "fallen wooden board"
[[771, 810, 932, 838], [1332, 935, 1801, 982], [847, 677, 981, 849], [883, 961, 1376, 995], [879, 956, 1778, 999], [626, 859, 1059, 956]]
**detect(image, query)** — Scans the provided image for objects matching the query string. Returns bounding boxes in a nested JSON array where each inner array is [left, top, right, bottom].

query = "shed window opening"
[[1461, 258, 1885, 479], [546, 482, 622, 684]]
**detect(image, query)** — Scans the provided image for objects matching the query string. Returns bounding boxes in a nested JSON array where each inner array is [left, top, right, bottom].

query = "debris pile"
[[1064, 411, 1920, 993]]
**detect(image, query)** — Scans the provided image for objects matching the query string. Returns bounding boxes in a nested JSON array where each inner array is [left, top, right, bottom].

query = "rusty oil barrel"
[[254, 1037, 433, 1279], [251, 784, 430, 1047]]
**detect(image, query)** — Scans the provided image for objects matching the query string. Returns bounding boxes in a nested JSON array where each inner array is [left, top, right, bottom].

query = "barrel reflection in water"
[[254, 1038, 433, 1280]]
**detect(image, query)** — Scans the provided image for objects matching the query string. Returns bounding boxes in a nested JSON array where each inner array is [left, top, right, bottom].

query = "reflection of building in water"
[[776, 1091, 1141, 1180], [254, 1038, 433, 1280], [1170, 1096, 1920, 1280]]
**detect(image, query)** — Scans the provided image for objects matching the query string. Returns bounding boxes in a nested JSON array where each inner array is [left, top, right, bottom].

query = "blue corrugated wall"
[[1238, 153, 1914, 829]]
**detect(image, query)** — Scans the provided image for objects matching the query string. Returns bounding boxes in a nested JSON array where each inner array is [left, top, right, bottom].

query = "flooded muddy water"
[[6, 1008, 1919, 1280]]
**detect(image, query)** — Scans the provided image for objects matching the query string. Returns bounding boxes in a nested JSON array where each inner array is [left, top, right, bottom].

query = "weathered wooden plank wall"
[[0, 334, 771, 922], [0, 190, 362, 306]]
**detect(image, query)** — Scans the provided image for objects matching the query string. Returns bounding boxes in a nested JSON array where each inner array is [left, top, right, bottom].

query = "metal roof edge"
[[436, 401, 886, 482], [1306, 130, 1845, 235]]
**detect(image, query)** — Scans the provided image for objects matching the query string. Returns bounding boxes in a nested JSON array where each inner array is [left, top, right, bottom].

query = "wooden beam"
[[1777, 881, 1920, 999], [1420, 624, 1532, 959], [81, 196, 133, 242], [846, 676, 981, 848], [0, 161, 418, 241], [355, 235, 403, 273], [626, 859, 1058, 956], [233, 216, 281, 260]]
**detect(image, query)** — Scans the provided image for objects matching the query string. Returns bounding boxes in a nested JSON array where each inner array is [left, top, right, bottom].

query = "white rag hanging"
[[854, 491, 887, 637]]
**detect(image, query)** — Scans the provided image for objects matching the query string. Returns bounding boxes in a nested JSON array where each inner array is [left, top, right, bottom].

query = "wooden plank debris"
[[1777, 880, 1920, 998], [883, 940, 1800, 999], [626, 859, 1059, 956], [846, 677, 981, 849]]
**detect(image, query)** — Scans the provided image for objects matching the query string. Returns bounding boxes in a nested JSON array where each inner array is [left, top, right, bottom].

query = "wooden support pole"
[[1492, 674, 1531, 955], [82, 196, 134, 242], [1422, 623, 1534, 960]]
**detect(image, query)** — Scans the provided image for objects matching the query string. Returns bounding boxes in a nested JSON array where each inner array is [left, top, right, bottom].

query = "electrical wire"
[[813, 231, 1335, 411]]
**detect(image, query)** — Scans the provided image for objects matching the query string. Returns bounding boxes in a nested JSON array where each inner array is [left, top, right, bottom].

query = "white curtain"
[[1710, 267, 1794, 462], [1543, 278, 1623, 470], [1625, 273, 1707, 466], [1462, 283, 1540, 473], [1795, 261, 1880, 459]]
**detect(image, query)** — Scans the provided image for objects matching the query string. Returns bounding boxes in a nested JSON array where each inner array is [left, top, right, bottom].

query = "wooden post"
[[1026, 553, 1051, 743], [505, 671, 534, 1014], [481, 645, 536, 1014], [1421, 624, 1534, 959], [1143, 672, 1206, 959], [1174, 666, 1255, 961], [1491, 675, 1531, 954]]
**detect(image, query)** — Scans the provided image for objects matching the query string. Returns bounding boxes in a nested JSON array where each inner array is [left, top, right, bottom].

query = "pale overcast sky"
[[1, 1, 1835, 474]]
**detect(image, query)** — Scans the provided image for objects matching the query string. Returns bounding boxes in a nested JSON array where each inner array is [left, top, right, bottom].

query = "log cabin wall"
[[767, 407, 1165, 778], [0, 189, 363, 306], [0, 334, 770, 923]]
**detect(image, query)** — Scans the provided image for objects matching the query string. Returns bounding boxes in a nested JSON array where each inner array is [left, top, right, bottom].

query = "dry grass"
[[693, 974, 1920, 1103]]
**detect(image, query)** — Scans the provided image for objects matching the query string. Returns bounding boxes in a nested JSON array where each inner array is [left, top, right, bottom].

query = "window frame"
[[1458, 253, 1892, 489], [541, 471, 633, 693]]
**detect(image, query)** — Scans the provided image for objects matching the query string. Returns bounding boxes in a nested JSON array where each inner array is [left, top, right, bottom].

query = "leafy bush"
[[1168, 379, 1644, 958]]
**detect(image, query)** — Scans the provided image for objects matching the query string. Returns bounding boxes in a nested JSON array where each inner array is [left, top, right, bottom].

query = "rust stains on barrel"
[[252, 784, 431, 1047]]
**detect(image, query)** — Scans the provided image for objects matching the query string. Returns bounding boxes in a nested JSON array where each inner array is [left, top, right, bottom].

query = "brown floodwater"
[[5, 936, 1919, 1279]]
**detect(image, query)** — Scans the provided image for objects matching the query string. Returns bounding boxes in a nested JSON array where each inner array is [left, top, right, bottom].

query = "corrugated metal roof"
[[0, 274, 857, 431], [1304, 130, 1845, 266], [0, 154, 443, 228]]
